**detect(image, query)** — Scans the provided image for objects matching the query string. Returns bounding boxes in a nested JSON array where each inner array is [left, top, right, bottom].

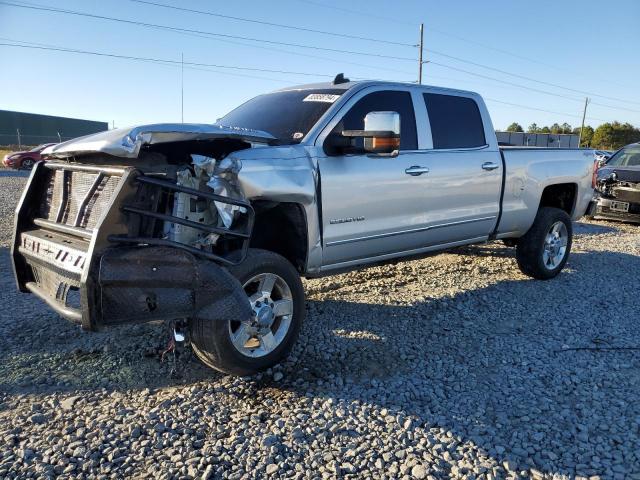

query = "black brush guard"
[[12, 161, 253, 330]]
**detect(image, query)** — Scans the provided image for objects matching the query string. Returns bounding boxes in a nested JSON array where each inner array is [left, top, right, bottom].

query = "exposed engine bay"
[[592, 167, 640, 223]]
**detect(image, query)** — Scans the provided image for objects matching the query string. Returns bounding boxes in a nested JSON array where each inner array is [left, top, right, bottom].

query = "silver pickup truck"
[[12, 77, 594, 375]]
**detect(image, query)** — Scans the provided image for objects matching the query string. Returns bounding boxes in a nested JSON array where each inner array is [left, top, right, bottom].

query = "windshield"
[[218, 89, 345, 142], [29, 143, 51, 152], [606, 145, 640, 167]]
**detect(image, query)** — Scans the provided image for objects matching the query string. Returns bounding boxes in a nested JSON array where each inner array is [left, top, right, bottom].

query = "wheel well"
[[539, 183, 577, 215], [249, 201, 308, 272]]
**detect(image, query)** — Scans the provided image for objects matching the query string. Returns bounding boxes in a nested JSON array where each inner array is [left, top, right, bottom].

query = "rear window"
[[606, 145, 640, 167], [423, 93, 486, 149]]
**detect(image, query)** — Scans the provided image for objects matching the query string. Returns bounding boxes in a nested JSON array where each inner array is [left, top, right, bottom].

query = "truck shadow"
[[1, 246, 639, 475]]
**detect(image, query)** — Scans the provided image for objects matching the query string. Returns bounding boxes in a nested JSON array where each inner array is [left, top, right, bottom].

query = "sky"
[[1, 0, 639, 132]]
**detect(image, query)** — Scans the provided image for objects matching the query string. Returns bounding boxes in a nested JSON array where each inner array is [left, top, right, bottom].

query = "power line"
[[0, 1, 416, 62], [0, 41, 347, 78], [484, 98, 607, 123], [428, 61, 640, 115], [9, 0, 635, 113], [0, 40, 618, 125], [130, 0, 416, 47], [424, 48, 640, 107], [293, 0, 637, 92]]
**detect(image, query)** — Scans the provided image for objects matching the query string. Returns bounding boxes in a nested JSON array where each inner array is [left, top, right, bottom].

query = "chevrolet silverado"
[[12, 77, 594, 375]]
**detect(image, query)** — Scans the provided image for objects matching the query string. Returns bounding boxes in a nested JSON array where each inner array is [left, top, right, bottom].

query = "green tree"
[[506, 122, 524, 132], [527, 123, 539, 133], [539, 126, 551, 133], [550, 123, 562, 134], [572, 125, 594, 147], [591, 122, 640, 150], [561, 123, 572, 134]]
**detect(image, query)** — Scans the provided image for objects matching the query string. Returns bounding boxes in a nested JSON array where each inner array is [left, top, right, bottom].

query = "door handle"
[[405, 165, 430, 176], [481, 162, 500, 171]]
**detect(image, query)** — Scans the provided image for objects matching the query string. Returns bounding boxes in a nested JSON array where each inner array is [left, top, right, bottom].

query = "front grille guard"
[[108, 174, 255, 266], [13, 161, 254, 328]]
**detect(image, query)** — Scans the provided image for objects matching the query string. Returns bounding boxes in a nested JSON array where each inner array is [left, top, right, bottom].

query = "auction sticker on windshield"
[[303, 93, 341, 103]]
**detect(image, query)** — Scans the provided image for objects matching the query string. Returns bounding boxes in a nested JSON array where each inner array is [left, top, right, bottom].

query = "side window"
[[335, 90, 418, 150], [423, 93, 486, 149]]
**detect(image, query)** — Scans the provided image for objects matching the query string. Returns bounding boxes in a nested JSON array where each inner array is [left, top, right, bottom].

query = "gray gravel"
[[1, 172, 640, 479]]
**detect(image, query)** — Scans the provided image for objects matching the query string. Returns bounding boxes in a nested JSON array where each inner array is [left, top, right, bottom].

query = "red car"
[[2, 143, 56, 170]]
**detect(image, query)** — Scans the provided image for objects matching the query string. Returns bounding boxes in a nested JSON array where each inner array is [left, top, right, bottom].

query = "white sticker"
[[303, 93, 340, 103]]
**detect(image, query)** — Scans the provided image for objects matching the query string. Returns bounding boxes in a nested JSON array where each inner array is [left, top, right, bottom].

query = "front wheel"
[[190, 249, 305, 376], [516, 207, 572, 280], [20, 158, 35, 170]]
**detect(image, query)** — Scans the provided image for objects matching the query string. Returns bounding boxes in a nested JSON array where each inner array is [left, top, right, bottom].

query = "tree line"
[[503, 121, 640, 150]]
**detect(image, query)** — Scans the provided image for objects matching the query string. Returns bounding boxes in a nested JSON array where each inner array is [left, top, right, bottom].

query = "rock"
[[262, 435, 280, 448], [266, 463, 278, 475], [29, 413, 46, 424], [60, 396, 80, 411], [411, 464, 427, 479]]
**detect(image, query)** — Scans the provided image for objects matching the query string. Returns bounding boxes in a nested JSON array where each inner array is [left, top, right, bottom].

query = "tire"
[[190, 249, 305, 376], [20, 158, 35, 170], [516, 207, 572, 280]]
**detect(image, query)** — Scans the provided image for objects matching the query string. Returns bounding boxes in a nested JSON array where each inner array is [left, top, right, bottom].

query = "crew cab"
[[12, 77, 594, 375]]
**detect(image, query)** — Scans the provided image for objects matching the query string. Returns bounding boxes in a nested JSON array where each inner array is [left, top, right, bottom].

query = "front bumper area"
[[3, 155, 16, 168], [12, 161, 252, 329]]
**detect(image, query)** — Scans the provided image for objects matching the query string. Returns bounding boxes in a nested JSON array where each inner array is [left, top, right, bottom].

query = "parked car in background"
[[587, 143, 640, 223], [2, 143, 56, 170]]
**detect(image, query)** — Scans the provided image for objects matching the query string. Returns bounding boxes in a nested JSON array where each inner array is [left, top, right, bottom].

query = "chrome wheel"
[[229, 273, 294, 358], [21, 158, 34, 170], [542, 221, 568, 270]]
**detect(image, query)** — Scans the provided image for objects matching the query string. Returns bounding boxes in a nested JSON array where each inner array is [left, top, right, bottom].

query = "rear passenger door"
[[415, 92, 503, 245]]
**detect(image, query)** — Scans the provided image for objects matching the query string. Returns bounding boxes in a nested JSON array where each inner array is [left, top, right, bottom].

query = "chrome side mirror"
[[342, 111, 400, 154]]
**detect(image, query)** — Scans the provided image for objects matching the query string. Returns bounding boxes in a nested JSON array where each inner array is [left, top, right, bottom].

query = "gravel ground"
[[1, 171, 640, 479]]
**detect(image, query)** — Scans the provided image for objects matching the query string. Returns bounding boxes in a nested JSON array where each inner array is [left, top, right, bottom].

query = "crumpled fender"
[[97, 246, 251, 327]]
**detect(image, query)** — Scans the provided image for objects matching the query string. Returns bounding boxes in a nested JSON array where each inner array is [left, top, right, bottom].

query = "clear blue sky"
[[1, 0, 639, 131]]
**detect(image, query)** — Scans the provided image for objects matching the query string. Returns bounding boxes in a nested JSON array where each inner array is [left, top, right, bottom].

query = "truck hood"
[[42, 123, 275, 159]]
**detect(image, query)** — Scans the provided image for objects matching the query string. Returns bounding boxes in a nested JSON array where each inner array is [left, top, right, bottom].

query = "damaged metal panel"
[[98, 246, 251, 326], [228, 145, 323, 272], [42, 123, 275, 159]]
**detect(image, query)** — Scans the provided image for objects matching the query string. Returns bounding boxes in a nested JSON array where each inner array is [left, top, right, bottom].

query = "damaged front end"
[[11, 124, 272, 329], [591, 167, 640, 223]]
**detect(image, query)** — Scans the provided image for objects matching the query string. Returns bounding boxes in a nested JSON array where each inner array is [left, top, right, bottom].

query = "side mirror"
[[325, 111, 401, 155]]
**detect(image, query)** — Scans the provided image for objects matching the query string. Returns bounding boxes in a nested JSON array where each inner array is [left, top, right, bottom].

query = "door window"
[[423, 93, 486, 149], [334, 90, 418, 150]]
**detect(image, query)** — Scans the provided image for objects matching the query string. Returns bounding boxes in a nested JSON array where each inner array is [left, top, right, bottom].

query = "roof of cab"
[[276, 79, 479, 98]]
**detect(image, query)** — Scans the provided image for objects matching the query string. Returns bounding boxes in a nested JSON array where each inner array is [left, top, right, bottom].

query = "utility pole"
[[16, 128, 21, 149], [181, 52, 184, 124], [417, 23, 424, 84], [579, 97, 590, 148]]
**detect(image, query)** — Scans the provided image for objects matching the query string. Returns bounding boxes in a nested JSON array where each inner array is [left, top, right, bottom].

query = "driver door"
[[318, 88, 433, 266]]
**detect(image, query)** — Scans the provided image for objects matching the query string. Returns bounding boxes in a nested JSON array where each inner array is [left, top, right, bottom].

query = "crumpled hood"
[[42, 123, 275, 159]]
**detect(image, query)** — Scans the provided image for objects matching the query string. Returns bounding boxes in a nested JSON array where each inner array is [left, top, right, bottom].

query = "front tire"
[[20, 158, 35, 170], [516, 207, 572, 280], [190, 249, 305, 376]]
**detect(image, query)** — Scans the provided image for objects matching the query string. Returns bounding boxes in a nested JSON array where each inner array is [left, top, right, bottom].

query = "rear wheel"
[[190, 249, 305, 376], [516, 207, 572, 280]]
